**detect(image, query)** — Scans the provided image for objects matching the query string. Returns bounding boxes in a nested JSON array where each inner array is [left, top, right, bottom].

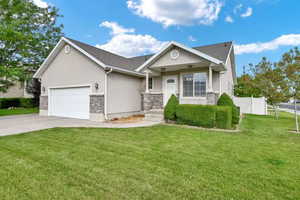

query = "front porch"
[[137, 42, 226, 112], [141, 65, 222, 111]]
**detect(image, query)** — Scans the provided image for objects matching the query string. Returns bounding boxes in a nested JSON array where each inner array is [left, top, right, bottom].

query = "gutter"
[[104, 67, 113, 120]]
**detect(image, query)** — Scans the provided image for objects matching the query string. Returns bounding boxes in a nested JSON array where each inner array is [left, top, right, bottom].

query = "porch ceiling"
[[149, 62, 225, 73]]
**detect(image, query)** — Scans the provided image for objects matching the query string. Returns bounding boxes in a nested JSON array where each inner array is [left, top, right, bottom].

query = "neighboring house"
[[33, 37, 236, 121], [0, 81, 33, 98]]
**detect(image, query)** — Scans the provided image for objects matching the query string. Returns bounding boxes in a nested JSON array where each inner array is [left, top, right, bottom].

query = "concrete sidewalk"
[[0, 114, 160, 137]]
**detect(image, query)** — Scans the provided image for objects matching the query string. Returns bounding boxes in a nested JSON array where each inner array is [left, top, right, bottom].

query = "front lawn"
[[0, 112, 299, 199], [0, 107, 38, 117]]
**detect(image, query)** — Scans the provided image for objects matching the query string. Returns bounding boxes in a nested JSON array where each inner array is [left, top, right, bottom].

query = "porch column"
[[208, 65, 213, 92], [145, 71, 149, 93]]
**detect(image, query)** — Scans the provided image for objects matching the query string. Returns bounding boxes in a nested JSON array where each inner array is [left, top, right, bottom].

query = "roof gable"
[[33, 37, 145, 78], [135, 41, 224, 72], [150, 46, 207, 68]]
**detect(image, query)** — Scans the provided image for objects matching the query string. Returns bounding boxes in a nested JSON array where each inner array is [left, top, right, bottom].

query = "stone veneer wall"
[[40, 96, 48, 110], [207, 92, 219, 105], [39, 95, 104, 114], [90, 95, 104, 114], [141, 93, 163, 111]]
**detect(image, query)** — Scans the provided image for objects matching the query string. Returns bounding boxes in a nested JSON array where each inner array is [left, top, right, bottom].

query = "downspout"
[[104, 68, 113, 120]]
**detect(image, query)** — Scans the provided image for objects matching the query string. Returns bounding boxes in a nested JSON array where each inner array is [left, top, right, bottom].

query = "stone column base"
[[141, 93, 163, 111]]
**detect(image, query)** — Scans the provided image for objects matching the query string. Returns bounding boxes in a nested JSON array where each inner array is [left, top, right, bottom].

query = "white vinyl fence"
[[233, 97, 267, 115]]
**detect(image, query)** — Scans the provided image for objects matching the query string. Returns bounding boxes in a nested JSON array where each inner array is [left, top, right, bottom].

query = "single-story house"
[[33, 37, 236, 121], [0, 81, 33, 98]]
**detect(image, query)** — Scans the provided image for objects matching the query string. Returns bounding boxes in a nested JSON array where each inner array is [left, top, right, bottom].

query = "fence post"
[[264, 97, 267, 115]]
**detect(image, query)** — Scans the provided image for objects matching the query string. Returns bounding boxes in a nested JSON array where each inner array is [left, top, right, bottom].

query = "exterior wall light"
[[95, 83, 99, 90]]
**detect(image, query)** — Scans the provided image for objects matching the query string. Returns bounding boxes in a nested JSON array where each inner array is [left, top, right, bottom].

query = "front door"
[[163, 75, 178, 106]]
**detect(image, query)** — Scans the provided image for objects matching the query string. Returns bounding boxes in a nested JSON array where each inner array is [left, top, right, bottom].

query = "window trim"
[[180, 72, 208, 99]]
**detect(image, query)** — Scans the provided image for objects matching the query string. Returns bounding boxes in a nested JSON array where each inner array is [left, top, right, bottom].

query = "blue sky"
[[34, 0, 300, 75]]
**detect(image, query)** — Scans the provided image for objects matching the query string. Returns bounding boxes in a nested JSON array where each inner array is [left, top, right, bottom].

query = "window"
[[183, 73, 206, 97], [148, 78, 153, 90]]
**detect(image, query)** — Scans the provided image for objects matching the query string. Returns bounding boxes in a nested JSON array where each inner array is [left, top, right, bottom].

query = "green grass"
[[0, 107, 38, 117], [0, 112, 299, 199]]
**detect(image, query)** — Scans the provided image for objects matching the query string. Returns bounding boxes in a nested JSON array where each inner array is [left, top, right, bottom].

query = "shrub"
[[0, 98, 36, 109], [164, 94, 179, 121], [176, 104, 217, 128], [0, 98, 20, 109], [216, 106, 232, 129], [217, 93, 234, 107], [232, 106, 240, 124], [20, 98, 36, 108], [217, 93, 240, 125]]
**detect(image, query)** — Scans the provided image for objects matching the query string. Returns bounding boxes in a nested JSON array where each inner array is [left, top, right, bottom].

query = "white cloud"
[[235, 34, 300, 55], [241, 7, 253, 18], [188, 36, 197, 42], [225, 16, 234, 23], [97, 21, 168, 57], [100, 21, 135, 35], [32, 0, 48, 8], [127, 0, 223, 27]]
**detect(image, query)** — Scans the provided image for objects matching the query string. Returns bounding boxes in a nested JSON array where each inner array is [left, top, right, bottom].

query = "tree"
[[251, 57, 289, 119], [234, 74, 262, 97], [277, 47, 300, 132], [0, 0, 64, 94]]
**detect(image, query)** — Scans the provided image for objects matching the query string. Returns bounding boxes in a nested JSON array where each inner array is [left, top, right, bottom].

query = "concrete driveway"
[[0, 114, 160, 137]]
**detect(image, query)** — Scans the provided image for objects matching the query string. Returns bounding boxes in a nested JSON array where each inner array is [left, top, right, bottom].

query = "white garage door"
[[49, 87, 90, 119]]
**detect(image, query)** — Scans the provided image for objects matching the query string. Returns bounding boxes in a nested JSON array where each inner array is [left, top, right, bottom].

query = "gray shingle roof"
[[67, 37, 232, 72], [193, 41, 232, 63]]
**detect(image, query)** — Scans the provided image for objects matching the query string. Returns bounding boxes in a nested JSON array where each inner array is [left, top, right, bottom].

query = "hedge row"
[[176, 104, 232, 129], [0, 98, 37, 109]]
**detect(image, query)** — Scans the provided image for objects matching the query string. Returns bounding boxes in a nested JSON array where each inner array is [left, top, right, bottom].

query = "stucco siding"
[[220, 56, 234, 96], [107, 72, 142, 114], [0, 82, 26, 98], [40, 45, 105, 96], [151, 47, 204, 68], [212, 71, 220, 92]]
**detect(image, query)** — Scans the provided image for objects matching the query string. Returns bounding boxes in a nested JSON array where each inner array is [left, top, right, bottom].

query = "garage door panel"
[[49, 87, 90, 119]]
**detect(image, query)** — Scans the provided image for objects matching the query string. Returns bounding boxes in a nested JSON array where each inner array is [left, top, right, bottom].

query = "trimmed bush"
[[232, 106, 240, 124], [176, 104, 217, 128], [216, 107, 232, 129], [217, 93, 240, 125], [164, 94, 179, 121], [217, 93, 234, 107], [0, 98, 36, 109], [20, 98, 36, 108], [0, 98, 20, 109], [175, 104, 233, 129]]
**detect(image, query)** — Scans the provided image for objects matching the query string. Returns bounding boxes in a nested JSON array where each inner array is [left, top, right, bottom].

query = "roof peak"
[[65, 37, 129, 59], [65, 37, 232, 59]]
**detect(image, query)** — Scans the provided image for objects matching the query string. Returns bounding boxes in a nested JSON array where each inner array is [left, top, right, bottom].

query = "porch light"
[[95, 83, 99, 90]]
